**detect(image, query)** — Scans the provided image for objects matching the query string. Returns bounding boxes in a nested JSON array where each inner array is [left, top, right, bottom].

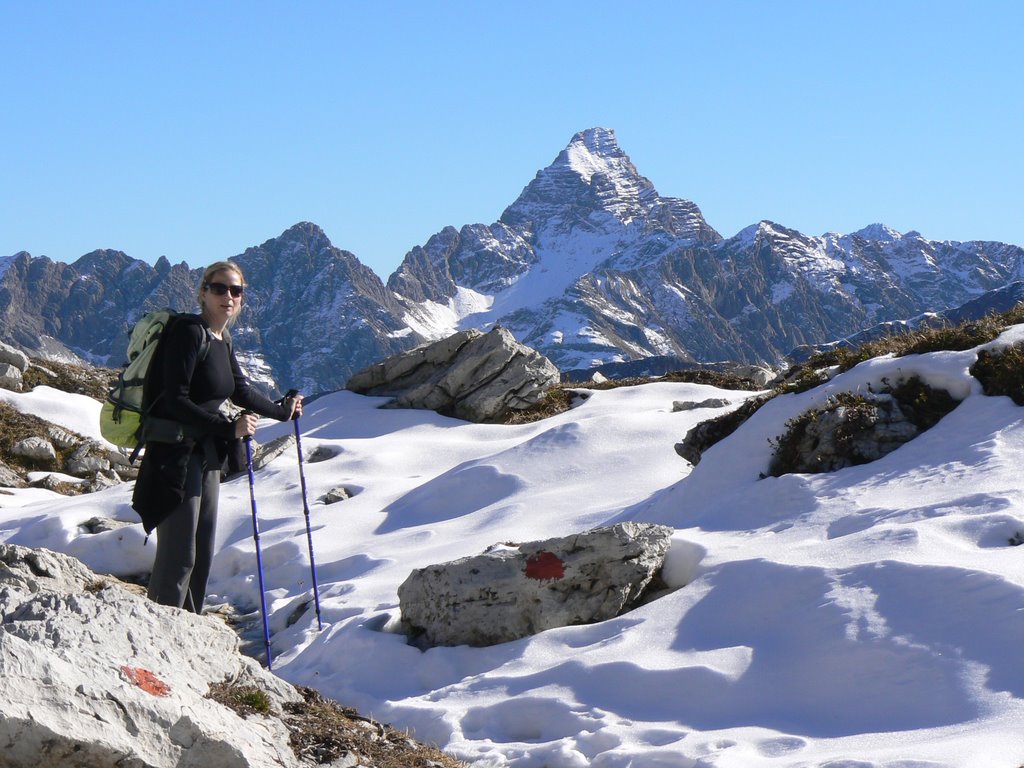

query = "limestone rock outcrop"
[[0, 544, 303, 768], [398, 522, 674, 648], [347, 327, 559, 423]]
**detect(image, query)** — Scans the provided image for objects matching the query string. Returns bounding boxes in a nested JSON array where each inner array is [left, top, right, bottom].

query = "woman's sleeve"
[[159, 322, 236, 439], [229, 346, 292, 421]]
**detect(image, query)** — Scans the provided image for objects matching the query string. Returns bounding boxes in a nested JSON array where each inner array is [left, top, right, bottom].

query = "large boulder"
[[398, 522, 675, 648], [0, 544, 303, 768], [346, 327, 560, 423]]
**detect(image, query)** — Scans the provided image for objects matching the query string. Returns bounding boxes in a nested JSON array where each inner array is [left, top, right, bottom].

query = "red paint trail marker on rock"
[[120, 666, 170, 697], [525, 551, 565, 580]]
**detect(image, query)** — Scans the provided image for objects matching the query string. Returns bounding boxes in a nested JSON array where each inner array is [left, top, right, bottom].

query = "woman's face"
[[201, 268, 244, 328]]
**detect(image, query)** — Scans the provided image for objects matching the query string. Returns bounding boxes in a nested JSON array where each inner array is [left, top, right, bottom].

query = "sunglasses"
[[204, 281, 245, 298]]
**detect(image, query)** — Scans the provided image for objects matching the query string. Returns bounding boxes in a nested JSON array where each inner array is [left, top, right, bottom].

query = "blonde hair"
[[197, 261, 246, 328]]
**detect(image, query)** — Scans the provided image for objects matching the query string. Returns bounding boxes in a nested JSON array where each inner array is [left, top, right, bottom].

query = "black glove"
[[276, 389, 302, 420]]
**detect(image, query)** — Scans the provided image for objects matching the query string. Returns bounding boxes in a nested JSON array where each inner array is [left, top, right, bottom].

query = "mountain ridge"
[[5, 128, 1023, 392]]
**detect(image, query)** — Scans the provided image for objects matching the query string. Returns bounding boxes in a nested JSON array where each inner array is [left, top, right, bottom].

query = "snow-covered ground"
[[3, 330, 1024, 767]]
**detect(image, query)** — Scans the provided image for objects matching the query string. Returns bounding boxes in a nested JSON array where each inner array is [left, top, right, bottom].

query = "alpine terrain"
[[389, 127, 1024, 373], [3, 127, 1023, 392]]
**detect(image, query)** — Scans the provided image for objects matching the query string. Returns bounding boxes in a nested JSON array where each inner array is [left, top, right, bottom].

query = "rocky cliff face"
[[229, 222, 423, 393], [0, 250, 197, 364], [3, 225, 423, 394]]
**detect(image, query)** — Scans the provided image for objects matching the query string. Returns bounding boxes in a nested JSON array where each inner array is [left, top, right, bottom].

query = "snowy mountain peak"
[[573, 125, 620, 152], [500, 127, 654, 229], [498, 128, 718, 249], [563, 126, 628, 182], [854, 223, 903, 242]]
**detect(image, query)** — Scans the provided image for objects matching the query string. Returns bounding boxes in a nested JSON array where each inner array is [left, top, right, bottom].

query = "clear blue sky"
[[2, 1, 1021, 279]]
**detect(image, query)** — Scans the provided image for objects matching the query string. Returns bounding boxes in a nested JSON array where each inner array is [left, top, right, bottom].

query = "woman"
[[132, 260, 302, 613]]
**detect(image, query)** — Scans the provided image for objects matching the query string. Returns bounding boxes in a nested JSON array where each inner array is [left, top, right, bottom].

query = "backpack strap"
[[140, 314, 206, 412], [198, 324, 213, 363], [135, 314, 215, 457]]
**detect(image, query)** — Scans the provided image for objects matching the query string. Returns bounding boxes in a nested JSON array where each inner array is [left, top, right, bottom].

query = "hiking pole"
[[243, 427, 274, 671], [284, 389, 323, 631]]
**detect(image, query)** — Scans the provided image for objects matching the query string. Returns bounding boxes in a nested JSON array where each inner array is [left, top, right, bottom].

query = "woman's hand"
[[286, 394, 304, 420], [234, 412, 259, 439]]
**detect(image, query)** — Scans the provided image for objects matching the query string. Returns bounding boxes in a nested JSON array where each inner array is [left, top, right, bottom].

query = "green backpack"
[[100, 310, 211, 454]]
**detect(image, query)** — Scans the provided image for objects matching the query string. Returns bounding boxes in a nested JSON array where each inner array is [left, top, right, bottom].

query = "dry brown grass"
[[804, 307, 1024, 375], [503, 388, 580, 424], [23, 358, 116, 401], [0, 402, 70, 472], [779, 308, 1024, 396], [284, 687, 467, 768], [208, 682, 468, 767]]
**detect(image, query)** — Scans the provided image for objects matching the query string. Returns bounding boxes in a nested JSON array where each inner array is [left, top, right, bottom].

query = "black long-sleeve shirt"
[[133, 314, 291, 532], [151, 315, 290, 435]]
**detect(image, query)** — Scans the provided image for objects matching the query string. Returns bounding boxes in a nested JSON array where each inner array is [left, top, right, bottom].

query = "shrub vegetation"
[[970, 344, 1024, 405], [683, 306, 1024, 465], [766, 377, 960, 476]]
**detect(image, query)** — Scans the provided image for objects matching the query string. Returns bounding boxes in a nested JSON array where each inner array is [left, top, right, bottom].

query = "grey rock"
[[308, 445, 342, 463], [66, 456, 110, 475], [398, 522, 674, 648], [0, 460, 27, 488], [0, 543, 303, 768], [327, 753, 360, 768], [347, 327, 559, 423], [29, 474, 76, 492], [672, 397, 731, 412], [116, 465, 140, 481], [65, 440, 112, 475], [252, 434, 296, 470], [0, 340, 29, 372], [320, 486, 352, 504], [46, 425, 82, 451], [106, 447, 133, 468], [767, 389, 955, 475], [0, 362, 22, 392], [87, 469, 122, 492], [79, 516, 132, 534], [728, 364, 775, 387], [11, 436, 57, 462]]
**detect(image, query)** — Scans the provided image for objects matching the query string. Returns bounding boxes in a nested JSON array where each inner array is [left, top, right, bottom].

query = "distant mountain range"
[[5, 127, 1023, 394]]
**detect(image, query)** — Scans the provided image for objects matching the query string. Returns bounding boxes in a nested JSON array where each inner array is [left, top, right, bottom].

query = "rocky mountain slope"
[[4, 127, 1023, 393], [227, 222, 422, 393], [389, 128, 1024, 371], [1, 224, 421, 393]]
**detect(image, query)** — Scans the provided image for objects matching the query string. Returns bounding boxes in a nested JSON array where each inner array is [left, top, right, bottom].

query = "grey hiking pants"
[[147, 451, 220, 613]]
